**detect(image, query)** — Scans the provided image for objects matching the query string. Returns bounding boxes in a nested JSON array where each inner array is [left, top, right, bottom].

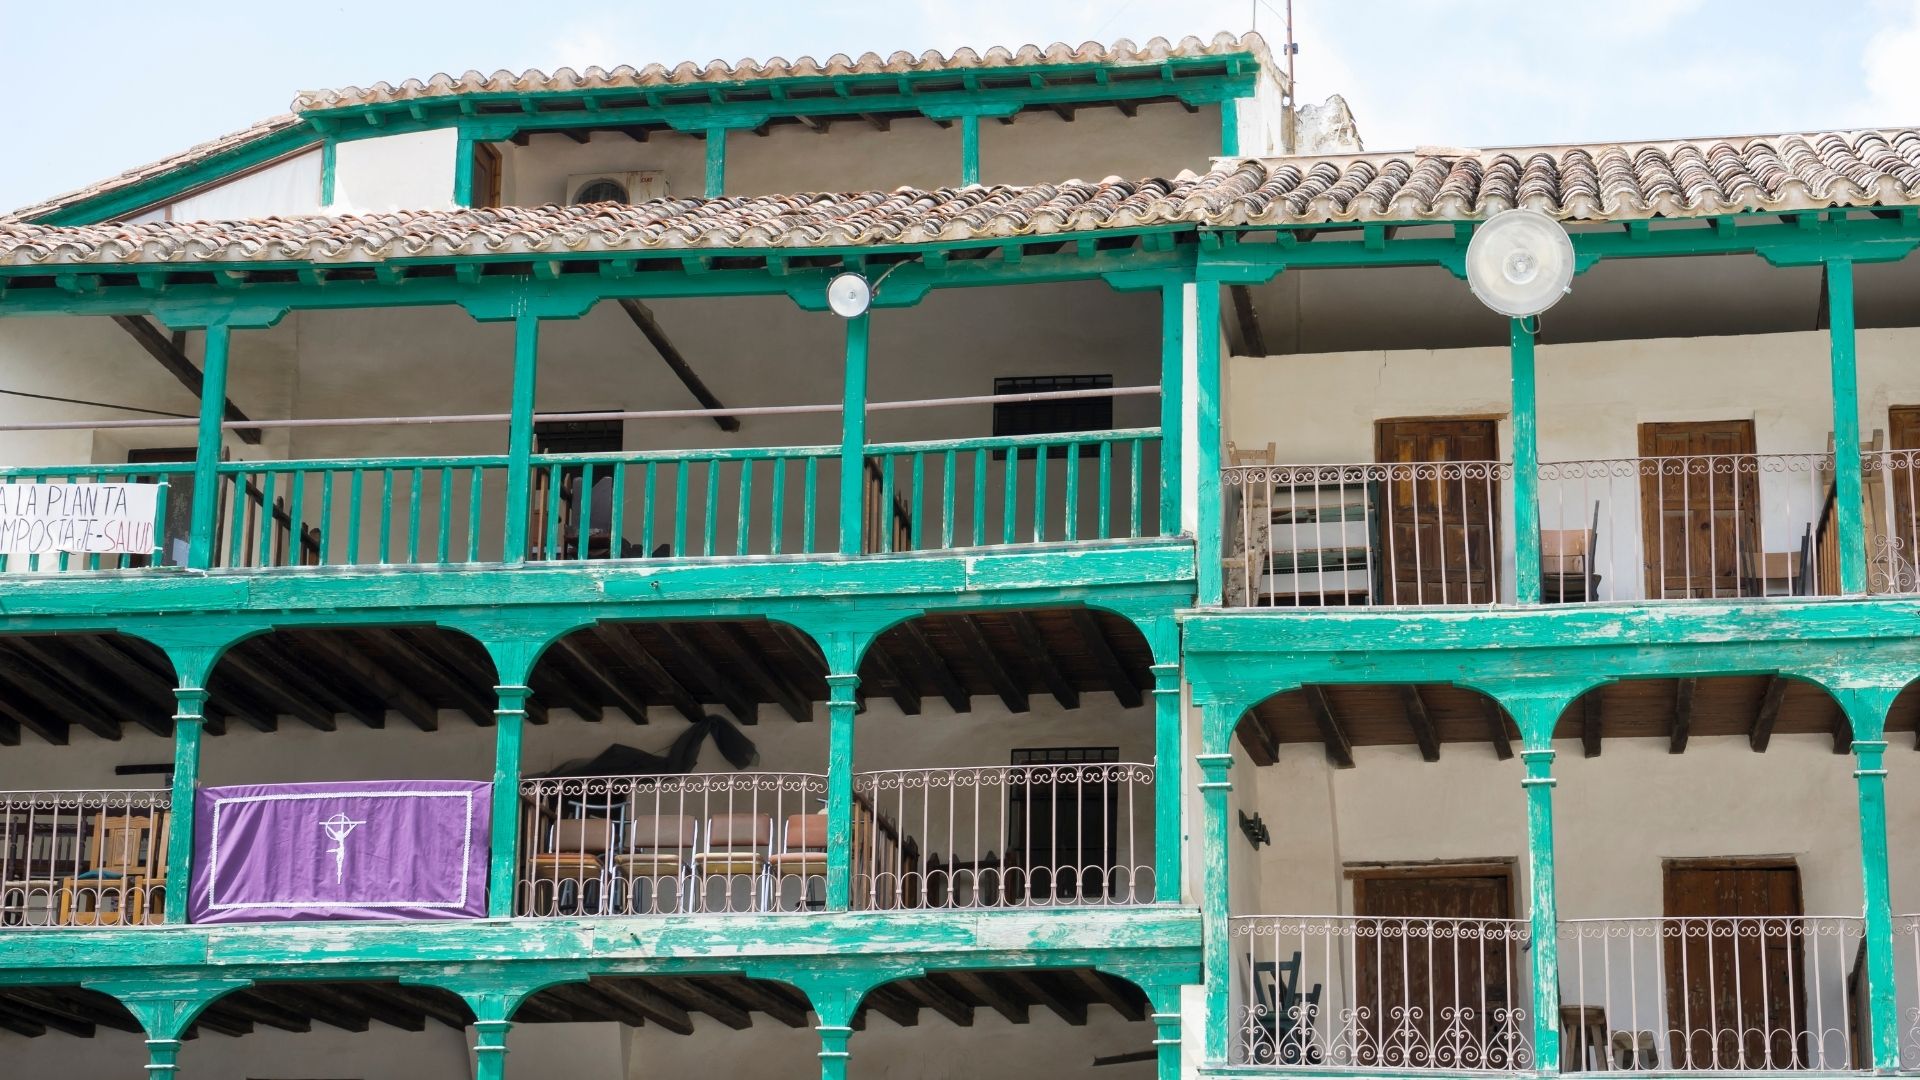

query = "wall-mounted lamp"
[[1238, 809, 1271, 850]]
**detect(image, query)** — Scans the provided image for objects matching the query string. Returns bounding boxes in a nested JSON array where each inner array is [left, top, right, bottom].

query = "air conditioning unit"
[[566, 171, 668, 206]]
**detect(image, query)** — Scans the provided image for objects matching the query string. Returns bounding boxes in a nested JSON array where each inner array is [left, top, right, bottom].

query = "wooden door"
[[1886, 407, 1920, 575], [1663, 862, 1805, 1070], [1374, 419, 1501, 604], [1639, 421, 1759, 599], [1353, 869, 1518, 1066]]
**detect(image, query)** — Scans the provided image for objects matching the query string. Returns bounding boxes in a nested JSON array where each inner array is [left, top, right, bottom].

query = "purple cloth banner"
[[191, 780, 491, 923]]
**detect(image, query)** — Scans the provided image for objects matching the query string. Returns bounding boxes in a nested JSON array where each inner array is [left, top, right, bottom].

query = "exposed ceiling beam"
[[860, 638, 922, 716], [1229, 284, 1269, 356], [1749, 675, 1787, 753], [299, 633, 440, 731], [592, 622, 702, 723], [953, 615, 1028, 713], [248, 984, 371, 1033], [892, 621, 969, 714], [561, 129, 592, 144], [653, 624, 758, 724], [648, 976, 752, 1030], [899, 977, 974, 1026], [1004, 971, 1086, 1026], [616, 299, 740, 432], [946, 971, 1026, 1024], [110, 316, 262, 444], [1073, 969, 1147, 1022], [1235, 711, 1279, 766], [860, 984, 920, 1027], [711, 976, 809, 1028], [859, 113, 891, 131], [374, 629, 497, 726], [0, 647, 124, 740], [1482, 699, 1514, 760], [1582, 690, 1604, 758], [617, 126, 650, 143], [1670, 677, 1697, 754], [552, 636, 651, 723], [718, 623, 815, 723], [1069, 608, 1143, 708], [1400, 685, 1440, 763], [527, 648, 606, 722], [1303, 685, 1354, 768], [1006, 612, 1078, 709], [3, 639, 154, 737]]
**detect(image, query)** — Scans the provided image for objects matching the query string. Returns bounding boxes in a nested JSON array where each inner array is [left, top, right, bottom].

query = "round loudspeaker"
[[1465, 209, 1576, 318], [826, 273, 873, 319]]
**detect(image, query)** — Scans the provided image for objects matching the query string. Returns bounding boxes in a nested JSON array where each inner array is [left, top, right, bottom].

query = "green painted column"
[[488, 684, 530, 919], [825, 672, 859, 910], [1828, 258, 1867, 594], [1854, 734, 1900, 1070], [1511, 318, 1542, 605], [837, 313, 871, 556], [1520, 742, 1562, 1074], [186, 324, 232, 569], [102, 981, 247, 1080], [1194, 284, 1224, 605], [453, 131, 476, 207], [1219, 97, 1241, 157], [1159, 283, 1185, 536], [818, 1023, 853, 1080], [1197, 721, 1234, 1063], [503, 312, 540, 565], [472, 1012, 513, 1080], [1153, 1008, 1183, 1080], [704, 126, 727, 198], [960, 114, 981, 186], [784, 972, 871, 1080], [1152, 659, 1183, 903], [319, 140, 337, 206], [163, 687, 207, 925]]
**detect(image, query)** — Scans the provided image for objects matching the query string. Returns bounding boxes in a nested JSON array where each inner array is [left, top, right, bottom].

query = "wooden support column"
[[453, 131, 476, 207], [1516, 734, 1562, 1074], [319, 140, 337, 206], [1152, 660, 1183, 903], [1828, 258, 1867, 594], [1511, 317, 1543, 605], [1194, 284, 1224, 605], [488, 684, 531, 918], [163, 687, 207, 925], [838, 313, 871, 555], [1159, 284, 1185, 536], [705, 126, 727, 198], [471, 1005, 513, 1080], [825, 669, 860, 910], [1219, 96, 1241, 157], [1838, 683, 1903, 1070], [1197, 701, 1235, 1062], [503, 313, 540, 565], [186, 324, 231, 569], [960, 114, 981, 186]]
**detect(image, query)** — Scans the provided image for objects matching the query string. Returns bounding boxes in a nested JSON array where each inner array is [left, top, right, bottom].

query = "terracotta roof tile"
[[292, 33, 1272, 113], [3, 129, 1916, 269]]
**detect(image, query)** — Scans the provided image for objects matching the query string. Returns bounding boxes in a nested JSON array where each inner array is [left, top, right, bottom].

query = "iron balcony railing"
[[0, 788, 172, 929], [1558, 916, 1864, 1072], [1229, 914, 1533, 1071], [853, 761, 1154, 911]]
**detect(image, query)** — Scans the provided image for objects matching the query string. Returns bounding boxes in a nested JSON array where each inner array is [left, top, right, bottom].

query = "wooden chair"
[[1559, 1005, 1610, 1072], [768, 812, 830, 910], [59, 811, 166, 926], [607, 814, 698, 915], [693, 813, 774, 912], [526, 816, 614, 916], [1251, 952, 1322, 1065], [1542, 502, 1601, 603]]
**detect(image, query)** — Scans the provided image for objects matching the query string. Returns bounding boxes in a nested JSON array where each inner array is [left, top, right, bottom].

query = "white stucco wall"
[[164, 151, 324, 222], [332, 129, 460, 212]]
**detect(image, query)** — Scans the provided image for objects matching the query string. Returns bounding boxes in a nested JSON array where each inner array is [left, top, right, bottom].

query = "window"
[[534, 417, 622, 455], [531, 417, 623, 560], [991, 374, 1114, 439], [471, 143, 502, 209]]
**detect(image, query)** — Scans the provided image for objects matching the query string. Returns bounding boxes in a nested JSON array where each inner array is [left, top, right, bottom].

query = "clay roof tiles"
[[3, 129, 1918, 269]]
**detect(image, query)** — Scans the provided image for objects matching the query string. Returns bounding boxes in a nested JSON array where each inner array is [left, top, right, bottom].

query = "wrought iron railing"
[[1230, 914, 1532, 1070], [0, 789, 172, 928], [1539, 453, 1834, 602], [1863, 450, 1920, 595], [1558, 916, 1863, 1071], [516, 771, 839, 916], [1222, 461, 1511, 608], [853, 762, 1154, 910]]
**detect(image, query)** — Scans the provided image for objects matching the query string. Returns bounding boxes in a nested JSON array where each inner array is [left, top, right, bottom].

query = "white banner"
[[0, 483, 160, 555]]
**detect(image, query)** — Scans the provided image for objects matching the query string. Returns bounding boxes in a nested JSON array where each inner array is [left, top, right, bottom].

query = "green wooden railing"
[[0, 462, 185, 574], [13, 430, 1162, 574]]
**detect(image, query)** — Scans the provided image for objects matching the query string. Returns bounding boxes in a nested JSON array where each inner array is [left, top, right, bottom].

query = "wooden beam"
[[526, 647, 605, 723], [248, 984, 371, 1033], [1069, 609, 1144, 708], [367, 629, 496, 726], [338, 984, 428, 1032], [230, 639, 355, 729], [552, 636, 652, 724], [0, 993, 91, 1037], [859, 113, 891, 131], [214, 990, 312, 1033], [0, 646, 125, 740], [1235, 711, 1279, 766], [1302, 685, 1354, 768], [718, 624, 815, 723], [653, 624, 757, 724], [8, 987, 141, 1034], [650, 976, 753, 1030], [953, 615, 1028, 713], [540, 984, 624, 1024], [592, 623, 701, 722], [7, 638, 159, 735], [898, 976, 974, 1026], [1073, 969, 1148, 1022], [1049, 104, 1076, 122], [710, 976, 809, 1028], [1004, 971, 1087, 1026], [947, 971, 1027, 1024], [589, 978, 693, 1035], [1228, 284, 1268, 356], [1581, 690, 1604, 758], [1670, 677, 1697, 754], [859, 637, 921, 716], [1749, 675, 1787, 753], [561, 128, 592, 144], [860, 984, 920, 1027], [299, 633, 441, 731], [1400, 685, 1440, 763], [893, 621, 970, 714], [0, 687, 64, 745], [64, 636, 179, 735], [1006, 612, 1078, 709], [110, 316, 261, 443], [1482, 699, 1515, 760], [369, 985, 472, 1030], [1831, 697, 1854, 755], [616, 299, 739, 431]]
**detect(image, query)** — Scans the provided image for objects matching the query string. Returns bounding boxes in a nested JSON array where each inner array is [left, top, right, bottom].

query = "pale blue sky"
[[1, 0, 1915, 213]]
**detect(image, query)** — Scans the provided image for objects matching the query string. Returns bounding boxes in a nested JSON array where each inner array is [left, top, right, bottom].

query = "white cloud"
[[1858, 0, 1920, 123]]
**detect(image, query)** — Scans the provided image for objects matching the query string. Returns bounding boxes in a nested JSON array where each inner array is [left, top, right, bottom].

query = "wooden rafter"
[[248, 984, 370, 1033], [1072, 969, 1147, 1021], [1235, 710, 1279, 767], [1303, 685, 1355, 768], [899, 976, 974, 1026], [860, 638, 922, 716], [1670, 677, 1698, 754], [1069, 608, 1144, 708], [1482, 699, 1514, 760], [375, 629, 497, 726], [892, 621, 970, 714], [1006, 611, 1078, 709], [710, 976, 809, 1028], [653, 624, 758, 724], [1003, 971, 1086, 1026], [591, 623, 701, 722], [1228, 284, 1268, 356], [0, 648, 124, 740], [1581, 690, 1604, 758], [551, 636, 650, 724], [615, 299, 740, 432], [1400, 685, 1440, 762], [953, 615, 1028, 713], [1749, 675, 1787, 752], [109, 316, 262, 443], [717, 623, 815, 723], [300, 633, 440, 731], [649, 976, 752, 1029], [861, 984, 920, 1027]]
